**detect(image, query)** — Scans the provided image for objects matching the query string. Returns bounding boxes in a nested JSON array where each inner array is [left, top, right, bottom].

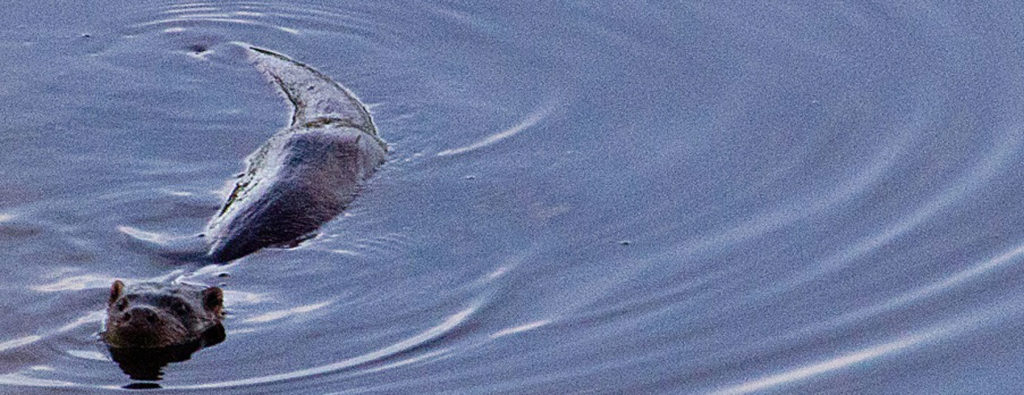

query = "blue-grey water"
[[3, 1, 1024, 393]]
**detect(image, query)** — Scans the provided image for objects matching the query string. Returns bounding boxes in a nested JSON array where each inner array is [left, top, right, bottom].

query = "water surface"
[[2, 1, 1024, 393]]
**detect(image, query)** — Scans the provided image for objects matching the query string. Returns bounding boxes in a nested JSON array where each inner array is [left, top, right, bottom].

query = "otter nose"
[[123, 306, 160, 325]]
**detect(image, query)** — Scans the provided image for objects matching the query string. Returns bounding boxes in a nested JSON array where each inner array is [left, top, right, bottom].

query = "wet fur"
[[205, 124, 385, 261], [190, 46, 386, 262], [104, 281, 223, 349], [104, 47, 382, 351]]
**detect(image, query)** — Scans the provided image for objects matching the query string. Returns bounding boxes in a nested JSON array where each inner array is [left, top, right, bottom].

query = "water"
[[2, 1, 1024, 392]]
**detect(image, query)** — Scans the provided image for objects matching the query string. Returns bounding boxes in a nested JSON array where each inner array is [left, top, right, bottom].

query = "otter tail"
[[246, 46, 378, 136]]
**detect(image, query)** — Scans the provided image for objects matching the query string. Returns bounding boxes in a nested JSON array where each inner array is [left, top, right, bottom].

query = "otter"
[[103, 47, 383, 361], [103, 280, 224, 349], [202, 47, 387, 262], [122, 46, 387, 262]]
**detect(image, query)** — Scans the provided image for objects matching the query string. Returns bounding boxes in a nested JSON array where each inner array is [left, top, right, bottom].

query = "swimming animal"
[[103, 280, 224, 349], [123, 46, 386, 262], [104, 47, 384, 353], [103, 280, 227, 380]]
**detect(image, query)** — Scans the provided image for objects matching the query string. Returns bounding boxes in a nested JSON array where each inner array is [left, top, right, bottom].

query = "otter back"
[[201, 47, 387, 262], [205, 124, 386, 262]]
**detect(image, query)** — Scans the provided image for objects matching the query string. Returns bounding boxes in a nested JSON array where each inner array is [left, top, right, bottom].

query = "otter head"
[[103, 280, 224, 349]]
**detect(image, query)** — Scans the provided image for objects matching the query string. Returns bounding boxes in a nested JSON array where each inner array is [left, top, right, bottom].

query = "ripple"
[[317, 232, 416, 261], [168, 299, 484, 390], [0, 310, 103, 369], [242, 301, 333, 324], [122, 1, 386, 41], [653, 113, 924, 264], [711, 294, 1024, 394], [771, 238, 1024, 346], [0, 373, 77, 389], [490, 320, 551, 339], [436, 99, 557, 157], [712, 331, 936, 395], [31, 274, 111, 293], [130, 4, 302, 36], [142, 17, 301, 36], [767, 125, 1024, 296], [66, 350, 108, 361], [0, 336, 42, 353]]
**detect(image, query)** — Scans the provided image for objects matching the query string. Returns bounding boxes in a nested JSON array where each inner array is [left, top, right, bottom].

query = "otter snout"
[[122, 306, 161, 327]]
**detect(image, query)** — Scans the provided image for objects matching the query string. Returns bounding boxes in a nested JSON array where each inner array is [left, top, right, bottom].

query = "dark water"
[[3, 1, 1024, 392]]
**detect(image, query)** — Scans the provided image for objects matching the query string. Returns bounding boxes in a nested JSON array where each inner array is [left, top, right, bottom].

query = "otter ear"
[[109, 280, 125, 305], [203, 287, 224, 315]]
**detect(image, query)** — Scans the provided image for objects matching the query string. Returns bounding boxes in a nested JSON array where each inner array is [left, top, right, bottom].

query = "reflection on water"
[[109, 324, 225, 382], [2, 1, 1024, 393]]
